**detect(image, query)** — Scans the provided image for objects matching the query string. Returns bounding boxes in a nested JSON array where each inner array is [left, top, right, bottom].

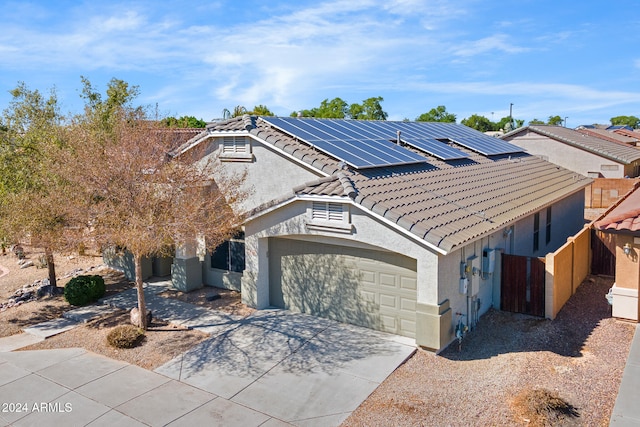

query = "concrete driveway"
[[0, 310, 415, 426]]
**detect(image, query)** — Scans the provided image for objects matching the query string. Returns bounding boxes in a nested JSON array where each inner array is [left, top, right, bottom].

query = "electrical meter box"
[[482, 248, 495, 274], [459, 278, 468, 294]]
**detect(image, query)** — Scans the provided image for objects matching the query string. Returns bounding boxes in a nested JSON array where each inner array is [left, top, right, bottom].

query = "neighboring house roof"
[[576, 127, 639, 146], [503, 125, 640, 164], [186, 117, 591, 254], [594, 183, 640, 233], [614, 128, 640, 141], [160, 128, 206, 151]]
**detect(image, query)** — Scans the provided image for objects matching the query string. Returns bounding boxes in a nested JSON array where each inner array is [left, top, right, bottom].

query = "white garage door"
[[269, 238, 417, 338]]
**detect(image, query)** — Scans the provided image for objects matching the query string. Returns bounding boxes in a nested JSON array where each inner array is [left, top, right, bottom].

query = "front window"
[[545, 207, 552, 245], [210, 231, 245, 273]]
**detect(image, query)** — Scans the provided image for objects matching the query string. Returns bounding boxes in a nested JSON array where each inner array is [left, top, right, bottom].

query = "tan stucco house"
[[502, 125, 640, 178], [160, 116, 592, 352]]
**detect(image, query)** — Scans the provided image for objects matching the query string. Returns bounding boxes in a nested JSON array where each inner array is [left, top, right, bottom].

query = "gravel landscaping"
[[344, 275, 634, 426]]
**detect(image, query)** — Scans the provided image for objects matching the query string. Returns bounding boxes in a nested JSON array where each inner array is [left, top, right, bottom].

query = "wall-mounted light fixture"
[[624, 243, 632, 255]]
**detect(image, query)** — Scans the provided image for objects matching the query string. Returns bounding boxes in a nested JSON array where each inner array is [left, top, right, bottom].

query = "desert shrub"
[[107, 324, 145, 348], [64, 275, 106, 306], [511, 388, 579, 426]]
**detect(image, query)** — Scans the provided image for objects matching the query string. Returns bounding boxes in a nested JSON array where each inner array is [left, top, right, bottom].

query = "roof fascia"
[[243, 194, 447, 255]]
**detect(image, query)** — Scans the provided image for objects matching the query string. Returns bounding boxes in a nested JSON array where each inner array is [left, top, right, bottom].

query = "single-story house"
[[165, 116, 591, 352], [502, 125, 640, 178], [594, 183, 640, 321]]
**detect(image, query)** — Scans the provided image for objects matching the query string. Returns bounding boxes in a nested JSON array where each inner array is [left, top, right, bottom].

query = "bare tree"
[[63, 108, 246, 329]]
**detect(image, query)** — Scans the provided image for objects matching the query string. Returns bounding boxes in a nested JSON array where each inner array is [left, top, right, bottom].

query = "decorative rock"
[[37, 284, 58, 298], [20, 260, 34, 269], [130, 307, 152, 327]]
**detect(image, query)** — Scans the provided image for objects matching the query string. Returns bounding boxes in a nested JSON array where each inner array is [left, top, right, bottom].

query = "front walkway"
[[0, 280, 415, 426]]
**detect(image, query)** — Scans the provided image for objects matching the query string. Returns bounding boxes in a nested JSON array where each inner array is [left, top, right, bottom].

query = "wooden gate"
[[591, 229, 615, 276], [501, 254, 545, 317]]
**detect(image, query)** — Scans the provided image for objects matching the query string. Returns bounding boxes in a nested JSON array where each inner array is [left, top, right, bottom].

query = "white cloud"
[[453, 34, 530, 57]]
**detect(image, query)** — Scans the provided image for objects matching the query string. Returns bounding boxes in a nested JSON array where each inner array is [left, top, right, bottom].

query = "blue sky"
[[1, 0, 639, 127]]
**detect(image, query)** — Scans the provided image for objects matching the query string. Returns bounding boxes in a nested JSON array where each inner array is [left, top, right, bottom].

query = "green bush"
[[107, 325, 145, 348], [63, 275, 106, 306]]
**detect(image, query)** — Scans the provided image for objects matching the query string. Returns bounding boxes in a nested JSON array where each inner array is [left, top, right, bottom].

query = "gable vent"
[[222, 136, 248, 153], [312, 201, 343, 222]]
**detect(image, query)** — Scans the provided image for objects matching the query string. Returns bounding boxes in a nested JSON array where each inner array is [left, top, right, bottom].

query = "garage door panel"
[[360, 270, 376, 285], [379, 273, 398, 289], [269, 238, 417, 338], [401, 277, 417, 291], [401, 297, 416, 312], [379, 293, 398, 309], [380, 315, 398, 331]]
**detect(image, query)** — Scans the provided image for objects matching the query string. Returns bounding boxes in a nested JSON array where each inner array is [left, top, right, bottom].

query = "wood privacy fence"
[[501, 254, 545, 317], [543, 225, 591, 319]]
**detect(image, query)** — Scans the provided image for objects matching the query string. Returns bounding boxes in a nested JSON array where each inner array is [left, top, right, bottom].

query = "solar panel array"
[[262, 117, 524, 169], [263, 117, 427, 169]]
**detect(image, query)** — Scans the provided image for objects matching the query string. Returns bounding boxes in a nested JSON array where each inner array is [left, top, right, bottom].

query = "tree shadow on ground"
[[173, 310, 402, 380], [7, 300, 69, 328], [440, 276, 617, 361]]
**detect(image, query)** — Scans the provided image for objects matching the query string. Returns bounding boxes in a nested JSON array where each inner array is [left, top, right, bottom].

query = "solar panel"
[[263, 117, 427, 169], [401, 138, 469, 160], [450, 135, 522, 156]]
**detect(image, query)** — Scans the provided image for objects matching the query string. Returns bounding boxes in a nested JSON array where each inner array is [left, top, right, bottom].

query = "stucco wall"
[[504, 130, 626, 178], [511, 190, 585, 257], [202, 259, 242, 291], [585, 178, 640, 208], [616, 235, 640, 290], [203, 136, 324, 213]]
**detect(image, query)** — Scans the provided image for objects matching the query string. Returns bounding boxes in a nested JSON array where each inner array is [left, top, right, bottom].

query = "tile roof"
[[594, 183, 640, 233], [503, 125, 640, 164], [576, 127, 639, 145], [614, 128, 640, 141], [199, 116, 592, 253], [292, 172, 356, 198]]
